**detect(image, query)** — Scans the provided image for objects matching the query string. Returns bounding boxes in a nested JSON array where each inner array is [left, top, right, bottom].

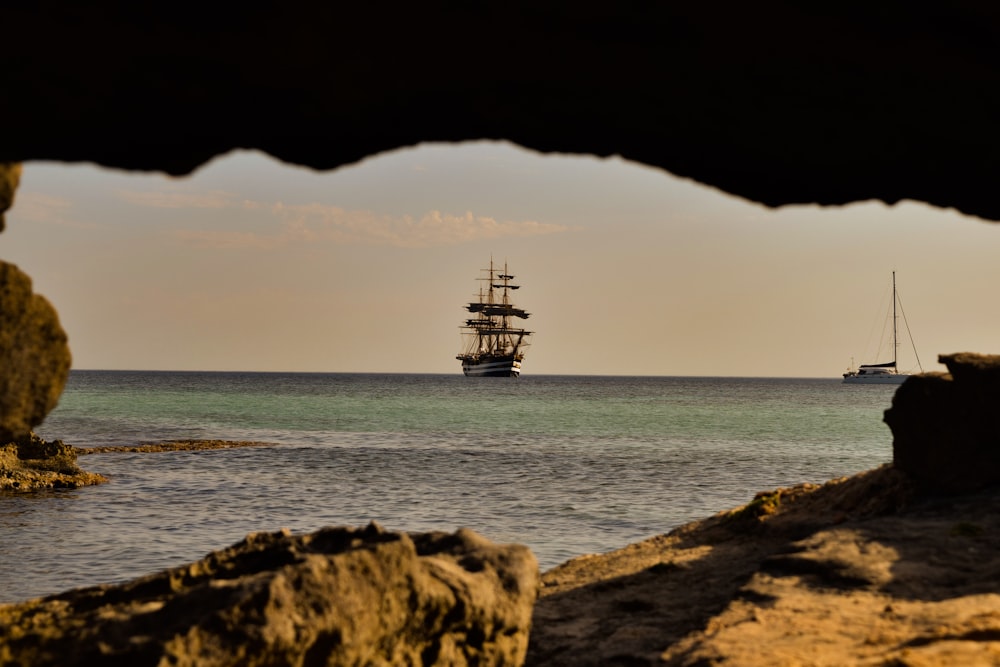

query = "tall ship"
[[842, 271, 923, 384], [457, 259, 533, 377]]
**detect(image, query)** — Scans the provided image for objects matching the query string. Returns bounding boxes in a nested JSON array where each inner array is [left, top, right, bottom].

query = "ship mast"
[[500, 260, 509, 346], [490, 258, 500, 353]]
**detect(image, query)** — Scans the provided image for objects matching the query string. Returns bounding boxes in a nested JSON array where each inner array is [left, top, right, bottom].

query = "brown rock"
[[885, 352, 1000, 493], [0, 262, 71, 443], [938, 351, 1000, 383], [0, 522, 539, 666], [0, 162, 20, 232]]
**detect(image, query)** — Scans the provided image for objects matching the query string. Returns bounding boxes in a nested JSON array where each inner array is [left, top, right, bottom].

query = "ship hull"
[[461, 356, 522, 377]]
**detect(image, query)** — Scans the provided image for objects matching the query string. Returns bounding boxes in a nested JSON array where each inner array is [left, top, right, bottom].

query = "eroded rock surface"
[[0, 522, 539, 667], [0, 262, 71, 443]]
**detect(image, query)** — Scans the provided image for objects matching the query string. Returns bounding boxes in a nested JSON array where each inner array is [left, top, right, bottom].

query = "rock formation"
[[886, 352, 1000, 494], [0, 523, 539, 667], [0, 262, 71, 443]]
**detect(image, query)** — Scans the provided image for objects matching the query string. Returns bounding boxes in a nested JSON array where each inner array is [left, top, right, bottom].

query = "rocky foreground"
[[529, 465, 1000, 666], [0, 523, 539, 666], [3, 462, 998, 666], [3, 352, 1000, 665]]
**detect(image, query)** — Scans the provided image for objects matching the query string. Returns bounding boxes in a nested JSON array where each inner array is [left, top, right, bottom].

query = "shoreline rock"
[[528, 465, 1000, 665], [886, 352, 1000, 494], [0, 261, 71, 443], [0, 522, 539, 667], [0, 433, 106, 491]]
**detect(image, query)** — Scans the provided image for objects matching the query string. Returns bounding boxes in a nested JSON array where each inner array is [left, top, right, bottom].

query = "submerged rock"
[[0, 522, 539, 666], [0, 433, 106, 491]]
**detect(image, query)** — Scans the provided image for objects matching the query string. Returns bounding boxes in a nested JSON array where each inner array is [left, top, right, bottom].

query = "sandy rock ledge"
[[527, 465, 1000, 666]]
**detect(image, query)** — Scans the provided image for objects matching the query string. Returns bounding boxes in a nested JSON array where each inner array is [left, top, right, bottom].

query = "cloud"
[[116, 189, 243, 209], [170, 229, 286, 250], [273, 203, 573, 247], [119, 185, 574, 248], [157, 195, 573, 249], [8, 191, 100, 229]]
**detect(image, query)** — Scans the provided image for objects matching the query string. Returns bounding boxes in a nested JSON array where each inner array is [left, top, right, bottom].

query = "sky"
[[3, 141, 999, 377]]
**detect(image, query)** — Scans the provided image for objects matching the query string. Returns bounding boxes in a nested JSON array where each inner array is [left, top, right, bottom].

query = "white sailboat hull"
[[842, 373, 908, 385]]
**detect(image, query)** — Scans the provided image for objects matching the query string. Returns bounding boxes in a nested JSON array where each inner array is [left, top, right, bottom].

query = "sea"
[[1, 371, 899, 603]]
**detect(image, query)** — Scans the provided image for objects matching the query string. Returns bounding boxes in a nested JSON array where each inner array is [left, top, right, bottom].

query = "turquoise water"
[[1, 372, 898, 602]]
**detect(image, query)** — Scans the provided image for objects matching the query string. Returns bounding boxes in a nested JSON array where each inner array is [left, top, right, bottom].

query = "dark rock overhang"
[[5, 4, 1000, 221]]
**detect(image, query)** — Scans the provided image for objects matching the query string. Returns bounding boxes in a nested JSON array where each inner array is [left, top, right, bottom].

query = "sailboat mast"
[[892, 270, 898, 368]]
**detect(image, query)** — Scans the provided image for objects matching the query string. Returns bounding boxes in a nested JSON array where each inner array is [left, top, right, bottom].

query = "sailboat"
[[842, 271, 923, 384], [457, 259, 533, 377]]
